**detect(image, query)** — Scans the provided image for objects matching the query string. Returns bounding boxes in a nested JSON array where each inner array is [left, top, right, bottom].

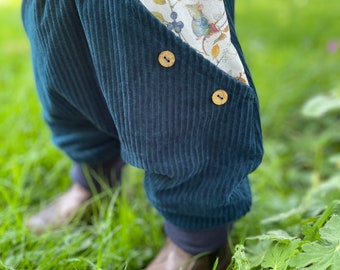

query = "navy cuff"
[[164, 221, 230, 255], [70, 156, 125, 193]]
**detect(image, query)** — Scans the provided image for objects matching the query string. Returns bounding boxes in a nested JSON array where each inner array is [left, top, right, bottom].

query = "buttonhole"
[[217, 95, 224, 100]]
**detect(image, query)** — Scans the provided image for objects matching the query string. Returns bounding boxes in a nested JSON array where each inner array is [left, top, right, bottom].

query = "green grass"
[[1, 0, 340, 269]]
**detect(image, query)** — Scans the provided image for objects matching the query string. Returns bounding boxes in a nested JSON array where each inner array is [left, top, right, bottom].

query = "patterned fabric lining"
[[140, 0, 248, 84]]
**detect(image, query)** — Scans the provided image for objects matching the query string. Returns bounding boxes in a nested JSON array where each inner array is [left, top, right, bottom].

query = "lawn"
[[1, 0, 340, 269]]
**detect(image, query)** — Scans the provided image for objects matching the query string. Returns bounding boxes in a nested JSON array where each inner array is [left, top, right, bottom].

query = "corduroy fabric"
[[22, 0, 264, 230], [21, 0, 121, 164]]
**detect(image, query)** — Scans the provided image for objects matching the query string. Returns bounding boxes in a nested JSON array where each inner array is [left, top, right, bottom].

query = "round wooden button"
[[158, 50, 175, 68], [212, 89, 228, 105]]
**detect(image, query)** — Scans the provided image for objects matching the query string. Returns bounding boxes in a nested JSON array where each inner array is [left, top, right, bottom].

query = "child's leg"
[[22, 0, 263, 267], [74, 0, 263, 268], [22, 1, 123, 233], [21, 0, 121, 165]]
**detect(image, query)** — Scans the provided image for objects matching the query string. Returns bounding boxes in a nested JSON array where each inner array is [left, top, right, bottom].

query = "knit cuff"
[[164, 221, 231, 255], [70, 156, 125, 193]]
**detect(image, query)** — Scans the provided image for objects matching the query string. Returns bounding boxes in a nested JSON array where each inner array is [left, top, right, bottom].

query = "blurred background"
[[0, 0, 339, 269]]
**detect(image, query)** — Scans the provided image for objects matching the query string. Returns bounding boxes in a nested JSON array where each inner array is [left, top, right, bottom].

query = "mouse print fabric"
[[139, 0, 249, 84]]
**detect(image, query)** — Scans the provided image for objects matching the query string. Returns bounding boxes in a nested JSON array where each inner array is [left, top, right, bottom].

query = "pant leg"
[[21, 0, 121, 165], [71, 156, 125, 192], [74, 0, 263, 231]]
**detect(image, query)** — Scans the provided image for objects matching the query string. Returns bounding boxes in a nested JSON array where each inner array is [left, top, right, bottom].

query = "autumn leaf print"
[[152, 0, 166, 4], [152, 12, 166, 22], [211, 44, 220, 59]]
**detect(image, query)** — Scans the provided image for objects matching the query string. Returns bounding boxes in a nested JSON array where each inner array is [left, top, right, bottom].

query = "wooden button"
[[212, 90, 228, 105], [158, 50, 175, 68]]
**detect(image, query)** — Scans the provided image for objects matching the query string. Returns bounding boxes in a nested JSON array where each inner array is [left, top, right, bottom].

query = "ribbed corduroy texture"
[[22, 0, 263, 230]]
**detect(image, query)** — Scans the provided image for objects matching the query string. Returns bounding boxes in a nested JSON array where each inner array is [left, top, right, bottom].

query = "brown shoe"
[[26, 183, 91, 234], [146, 238, 232, 270]]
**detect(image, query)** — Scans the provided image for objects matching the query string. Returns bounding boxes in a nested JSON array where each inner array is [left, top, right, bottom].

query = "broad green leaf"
[[332, 200, 340, 216], [246, 240, 271, 267], [289, 243, 340, 270], [319, 215, 340, 245], [261, 207, 303, 225], [303, 177, 340, 213], [261, 240, 300, 270], [247, 230, 296, 244], [289, 215, 340, 269], [302, 93, 340, 118]]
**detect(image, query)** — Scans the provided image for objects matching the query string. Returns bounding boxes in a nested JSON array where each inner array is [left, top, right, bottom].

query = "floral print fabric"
[[139, 0, 248, 84]]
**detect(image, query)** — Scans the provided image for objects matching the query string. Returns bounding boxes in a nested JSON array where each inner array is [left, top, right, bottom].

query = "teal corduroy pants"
[[22, 0, 263, 232]]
